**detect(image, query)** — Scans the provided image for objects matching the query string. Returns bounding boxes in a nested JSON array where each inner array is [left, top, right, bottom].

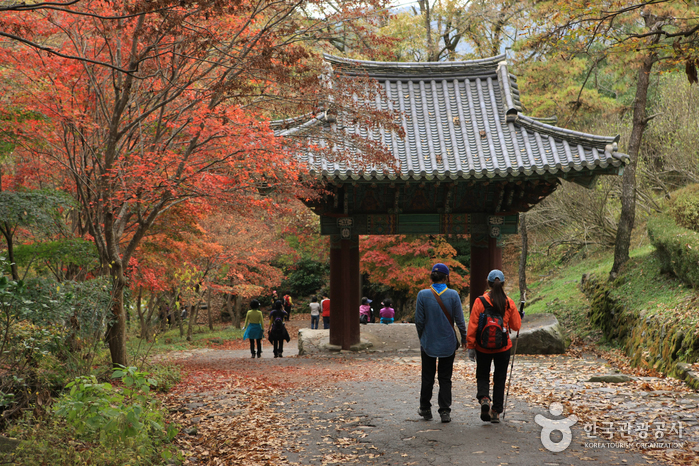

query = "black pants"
[[322, 316, 330, 329], [419, 349, 455, 414], [273, 339, 284, 355], [476, 349, 511, 413], [249, 339, 261, 355]]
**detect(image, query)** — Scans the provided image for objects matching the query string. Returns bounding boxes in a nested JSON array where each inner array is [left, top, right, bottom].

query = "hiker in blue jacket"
[[415, 263, 467, 423]]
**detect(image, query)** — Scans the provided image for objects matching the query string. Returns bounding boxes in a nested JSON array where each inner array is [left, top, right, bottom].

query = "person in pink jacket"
[[359, 297, 372, 324], [379, 298, 395, 324]]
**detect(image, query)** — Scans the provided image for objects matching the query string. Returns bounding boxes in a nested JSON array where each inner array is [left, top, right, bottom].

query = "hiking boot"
[[417, 407, 433, 421], [490, 410, 500, 423], [251, 354, 256, 358], [274, 353, 278, 358], [480, 398, 491, 422], [440, 411, 451, 423], [257, 353, 261, 358]]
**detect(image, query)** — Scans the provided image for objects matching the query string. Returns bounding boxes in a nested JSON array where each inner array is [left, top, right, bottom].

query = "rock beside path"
[[298, 324, 420, 355], [509, 313, 566, 355], [0, 436, 19, 453], [587, 374, 634, 383]]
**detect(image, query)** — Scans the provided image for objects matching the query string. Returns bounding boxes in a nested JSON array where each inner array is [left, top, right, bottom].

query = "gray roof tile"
[[272, 54, 628, 182]]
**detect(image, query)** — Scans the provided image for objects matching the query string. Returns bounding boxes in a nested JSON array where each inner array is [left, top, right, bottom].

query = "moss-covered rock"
[[580, 273, 699, 384], [665, 183, 699, 232], [648, 213, 699, 288]]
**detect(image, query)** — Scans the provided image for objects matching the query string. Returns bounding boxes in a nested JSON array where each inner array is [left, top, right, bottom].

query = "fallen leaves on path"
[[161, 335, 698, 465], [163, 369, 299, 465], [472, 339, 699, 466]]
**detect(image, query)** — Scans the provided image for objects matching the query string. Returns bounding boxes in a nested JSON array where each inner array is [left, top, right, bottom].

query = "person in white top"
[[309, 296, 321, 329]]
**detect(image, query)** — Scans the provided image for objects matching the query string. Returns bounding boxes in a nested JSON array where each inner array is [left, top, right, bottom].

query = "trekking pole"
[[503, 298, 525, 420]]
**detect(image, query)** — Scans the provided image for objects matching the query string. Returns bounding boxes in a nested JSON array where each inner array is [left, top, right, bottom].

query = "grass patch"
[[509, 247, 617, 340], [127, 324, 244, 361], [507, 243, 699, 343], [609, 247, 697, 320]]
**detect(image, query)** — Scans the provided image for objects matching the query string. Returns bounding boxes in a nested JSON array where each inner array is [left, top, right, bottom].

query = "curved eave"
[[515, 114, 620, 150], [273, 112, 327, 137]]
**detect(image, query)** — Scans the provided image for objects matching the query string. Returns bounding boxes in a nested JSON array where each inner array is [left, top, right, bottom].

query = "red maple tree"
[[360, 235, 469, 314], [0, 0, 396, 365]]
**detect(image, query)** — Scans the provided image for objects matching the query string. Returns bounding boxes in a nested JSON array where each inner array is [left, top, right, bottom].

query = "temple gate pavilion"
[[272, 54, 629, 350]]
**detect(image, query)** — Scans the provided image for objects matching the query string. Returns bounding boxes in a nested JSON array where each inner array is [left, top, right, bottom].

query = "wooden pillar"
[[469, 236, 502, 310], [329, 235, 360, 349]]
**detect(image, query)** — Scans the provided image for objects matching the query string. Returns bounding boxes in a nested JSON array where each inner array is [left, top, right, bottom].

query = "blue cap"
[[487, 269, 505, 283], [432, 263, 450, 275]]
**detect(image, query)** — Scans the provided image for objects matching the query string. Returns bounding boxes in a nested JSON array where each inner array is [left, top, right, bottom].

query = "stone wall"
[[581, 273, 699, 388]]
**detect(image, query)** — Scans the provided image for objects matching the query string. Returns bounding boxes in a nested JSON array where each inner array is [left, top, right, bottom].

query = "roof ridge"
[[323, 53, 506, 77]]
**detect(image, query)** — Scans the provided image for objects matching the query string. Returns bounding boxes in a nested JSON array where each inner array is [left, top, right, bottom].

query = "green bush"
[[54, 366, 177, 444], [5, 366, 180, 465], [665, 183, 699, 232], [647, 213, 699, 288], [281, 257, 329, 297], [144, 363, 182, 393]]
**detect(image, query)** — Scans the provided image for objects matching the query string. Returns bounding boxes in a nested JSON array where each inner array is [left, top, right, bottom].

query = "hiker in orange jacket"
[[466, 269, 522, 424]]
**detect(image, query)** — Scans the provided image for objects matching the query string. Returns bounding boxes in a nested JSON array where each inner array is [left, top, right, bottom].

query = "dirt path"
[[160, 330, 698, 466]]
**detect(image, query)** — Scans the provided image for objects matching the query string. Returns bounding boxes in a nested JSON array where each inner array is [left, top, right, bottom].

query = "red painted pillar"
[[469, 236, 502, 310], [488, 236, 503, 271], [470, 243, 489, 311], [329, 235, 360, 349]]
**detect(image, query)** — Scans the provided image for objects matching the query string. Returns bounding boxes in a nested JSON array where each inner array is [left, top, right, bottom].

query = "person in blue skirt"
[[243, 299, 265, 358]]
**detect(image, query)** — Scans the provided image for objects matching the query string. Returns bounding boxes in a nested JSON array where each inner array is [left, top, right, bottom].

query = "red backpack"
[[476, 297, 510, 349]]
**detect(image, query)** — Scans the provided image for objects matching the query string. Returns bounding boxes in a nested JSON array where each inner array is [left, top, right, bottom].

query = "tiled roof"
[[273, 54, 628, 183]]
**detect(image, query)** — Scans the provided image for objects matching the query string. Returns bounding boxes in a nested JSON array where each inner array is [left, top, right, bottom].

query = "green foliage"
[[8, 416, 177, 466], [0, 189, 74, 235], [13, 237, 100, 279], [641, 73, 699, 190], [281, 257, 329, 297], [0, 259, 115, 422], [54, 366, 178, 444], [647, 213, 699, 288], [8, 366, 180, 465], [142, 363, 182, 393], [444, 235, 470, 275], [665, 184, 699, 232], [517, 55, 623, 128]]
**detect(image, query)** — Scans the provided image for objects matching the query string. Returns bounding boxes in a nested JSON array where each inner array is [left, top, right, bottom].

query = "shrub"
[[665, 183, 699, 232], [647, 214, 699, 288], [281, 257, 329, 297], [144, 363, 182, 393]]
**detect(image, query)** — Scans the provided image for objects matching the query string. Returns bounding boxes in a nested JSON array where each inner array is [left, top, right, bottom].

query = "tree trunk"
[[142, 293, 158, 341], [176, 300, 185, 337], [419, 1, 436, 61], [232, 295, 242, 328], [225, 293, 233, 323], [611, 50, 655, 277], [106, 276, 128, 367], [136, 287, 145, 339], [0, 224, 18, 281], [186, 304, 197, 341], [206, 289, 213, 331], [518, 213, 528, 301]]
